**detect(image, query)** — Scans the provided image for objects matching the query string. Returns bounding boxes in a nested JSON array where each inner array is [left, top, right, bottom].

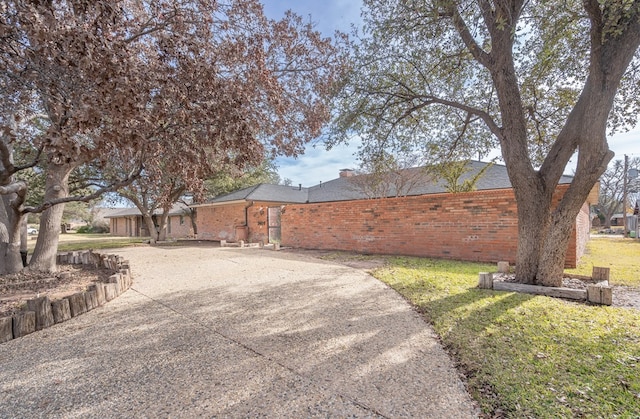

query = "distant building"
[[104, 203, 193, 239]]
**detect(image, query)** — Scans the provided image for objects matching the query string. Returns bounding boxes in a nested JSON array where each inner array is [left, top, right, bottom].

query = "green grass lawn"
[[566, 236, 640, 287], [27, 233, 147, 252], [371, 238, 640, 417]]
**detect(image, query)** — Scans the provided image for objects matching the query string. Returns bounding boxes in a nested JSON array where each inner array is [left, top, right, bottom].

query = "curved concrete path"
[[0, 246, 478, 418]]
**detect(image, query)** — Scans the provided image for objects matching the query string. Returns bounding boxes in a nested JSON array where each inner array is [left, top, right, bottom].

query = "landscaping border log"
[[492, 281, 587, 300], [0, 317, 13, 343], [52, 299, 71, 324], [2, 250, 134, 346], [478, 272, 493, 289], [12, 311, 36, 338], [26, 296, 54, 331]]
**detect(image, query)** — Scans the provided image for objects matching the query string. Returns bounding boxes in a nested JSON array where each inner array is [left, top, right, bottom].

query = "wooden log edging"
[[478, 264, 613, 306], [492, 281, 588, 300], [0, 250, 133, 345]]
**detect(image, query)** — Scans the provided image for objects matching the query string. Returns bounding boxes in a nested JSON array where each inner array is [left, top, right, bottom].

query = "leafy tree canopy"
[[205, 160, 281, 199], [331, 0, 640, 285], [1, 0, 347, 271], [333, 0, 640, 163]]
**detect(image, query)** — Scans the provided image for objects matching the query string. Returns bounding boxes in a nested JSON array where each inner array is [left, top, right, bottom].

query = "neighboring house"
[[610, 213, 639, 232], [610, 213, 624, 226], [194, 161, 596, 268], [93, 207, 124, 227], [105, 203, 193, 239]]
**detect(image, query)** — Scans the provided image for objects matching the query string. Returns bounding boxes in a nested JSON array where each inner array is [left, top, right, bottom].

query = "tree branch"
[[0, 180, 27, 212], [124, 10, 180, 44], [414, 95, 503, 140], [13, 145, 45, 172], [0, 181, 27, 196], [23, 165, 143, 214], [448, 3, 492, 68], [359, 68, 503, 141]]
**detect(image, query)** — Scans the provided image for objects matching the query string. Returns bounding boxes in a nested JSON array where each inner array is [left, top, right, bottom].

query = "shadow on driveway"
[[0, 246, 478, 418]]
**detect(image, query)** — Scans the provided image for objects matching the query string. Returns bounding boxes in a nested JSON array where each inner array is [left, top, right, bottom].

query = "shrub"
[[75, 222, 110, 234], [76, 225, 92, 233]]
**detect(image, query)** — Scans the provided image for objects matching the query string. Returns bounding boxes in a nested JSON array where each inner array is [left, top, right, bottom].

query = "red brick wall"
[[166, 214, 193, 239], [282, 187, 584, 267], [197, 204, 246, 240], [196, 201, 272, 242]]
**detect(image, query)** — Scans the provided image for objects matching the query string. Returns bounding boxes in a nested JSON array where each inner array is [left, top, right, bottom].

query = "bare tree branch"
[[23, 165, 143, 214]]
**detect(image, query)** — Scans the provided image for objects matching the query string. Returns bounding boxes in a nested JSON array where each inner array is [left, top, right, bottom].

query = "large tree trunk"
[[0, 197, 23, 274], [157, 212, 169, 241], [0, 131, 26, 274], [510, 79, 615, 286], [512, 188, 552, 285], [189, 208, 198, 237], [6, 212, 25, 273], [29, 161, 74, 272], [513, 185, 593, 287], [141, 212, 159, 243], [489, 3, 638, 286], [0, 197, 13, 274], [0, 186, 28, 274]]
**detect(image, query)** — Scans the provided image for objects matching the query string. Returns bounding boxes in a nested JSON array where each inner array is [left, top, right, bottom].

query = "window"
[[180, 215, 185, 225]]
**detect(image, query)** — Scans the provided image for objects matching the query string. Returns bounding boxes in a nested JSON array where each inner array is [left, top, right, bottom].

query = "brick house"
[[192, 184, 308, 244], [194, 161, 595, 268], [106, 203, 193, 239]]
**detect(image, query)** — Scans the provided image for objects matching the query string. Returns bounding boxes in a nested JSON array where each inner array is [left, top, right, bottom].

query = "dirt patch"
[[0, 265, 115, 318], [610, 286, 640, 309]]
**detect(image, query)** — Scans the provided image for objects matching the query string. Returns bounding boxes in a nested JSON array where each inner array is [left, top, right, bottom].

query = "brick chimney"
[[339, 169, 354, 178]]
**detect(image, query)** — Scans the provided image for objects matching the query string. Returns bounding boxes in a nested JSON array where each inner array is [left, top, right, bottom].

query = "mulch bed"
[[0, 265, 114, 318]]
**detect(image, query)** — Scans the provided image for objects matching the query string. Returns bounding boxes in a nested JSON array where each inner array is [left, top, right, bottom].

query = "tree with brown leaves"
[[0, 0, 346, 272]]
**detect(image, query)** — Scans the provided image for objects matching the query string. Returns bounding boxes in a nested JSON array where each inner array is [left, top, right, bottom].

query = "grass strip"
[[565, 237, 640, 287], [25, 233, 147, 252], [373, 256, 640, 417]]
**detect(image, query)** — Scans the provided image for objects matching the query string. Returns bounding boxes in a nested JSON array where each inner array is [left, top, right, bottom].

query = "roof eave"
[[190, 199, 248, 208]]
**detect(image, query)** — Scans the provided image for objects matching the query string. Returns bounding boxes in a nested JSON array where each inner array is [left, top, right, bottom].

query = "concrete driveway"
[[0, 245, 478, 418]]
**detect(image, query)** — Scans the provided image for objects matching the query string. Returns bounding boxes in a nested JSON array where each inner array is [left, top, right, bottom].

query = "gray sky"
[[264, 1, 639, 186]]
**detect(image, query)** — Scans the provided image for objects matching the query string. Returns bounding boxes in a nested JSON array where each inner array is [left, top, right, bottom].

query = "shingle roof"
[[205, 183, 309, 204], [202, 160, 575, 206], [104, 202, 190, 218], [306, 161, 573, 203]]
